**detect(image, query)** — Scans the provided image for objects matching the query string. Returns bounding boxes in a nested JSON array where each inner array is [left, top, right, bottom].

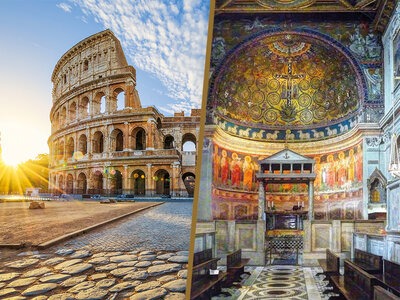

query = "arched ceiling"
[[212, 31, 364, 132]]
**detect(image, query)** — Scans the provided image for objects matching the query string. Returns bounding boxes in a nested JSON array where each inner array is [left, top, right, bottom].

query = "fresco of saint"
[[243, 156, 254, 191], [213, 145, 220, 183], [231, 152, 242, 187], [220, 150, 229, 185]]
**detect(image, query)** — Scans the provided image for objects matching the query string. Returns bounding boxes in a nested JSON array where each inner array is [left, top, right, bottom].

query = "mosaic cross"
[[275, 57, 305, 107]]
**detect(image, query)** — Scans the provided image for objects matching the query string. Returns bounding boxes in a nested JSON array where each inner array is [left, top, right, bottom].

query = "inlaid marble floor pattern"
[[213, 266, 325, 299]]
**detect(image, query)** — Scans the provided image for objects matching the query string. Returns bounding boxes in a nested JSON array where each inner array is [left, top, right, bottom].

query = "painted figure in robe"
[[337, 152, 347, 186], [213, 144, 220, 183], [243, 156, 254, 191], [231, 152, 242, 187], [220, 150, 229, 185], [348, 149, 355, 182], [355, 145, 363, 182], [326, 155, 336, 188], [314, 157, 322, 189]]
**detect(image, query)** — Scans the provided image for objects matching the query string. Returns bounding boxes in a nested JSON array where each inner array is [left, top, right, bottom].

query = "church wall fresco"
[[208, 16, 383, 141], [211, 141, 363, 221]]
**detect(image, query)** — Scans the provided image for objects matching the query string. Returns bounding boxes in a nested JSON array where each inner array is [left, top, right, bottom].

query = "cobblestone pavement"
[[0, 248, 188, 299], [60, 202, 193, 252], [0, 202, 192, 299]]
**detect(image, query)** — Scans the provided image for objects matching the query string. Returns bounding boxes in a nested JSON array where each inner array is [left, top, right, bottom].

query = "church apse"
[[211, 141, 363, 221]]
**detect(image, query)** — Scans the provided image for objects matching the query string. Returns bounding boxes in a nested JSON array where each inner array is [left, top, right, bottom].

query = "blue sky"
[[0, 0, 209, 165]]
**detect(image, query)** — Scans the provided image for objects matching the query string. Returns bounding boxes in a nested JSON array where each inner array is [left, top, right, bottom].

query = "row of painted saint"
[[212, 144, 362, 193]]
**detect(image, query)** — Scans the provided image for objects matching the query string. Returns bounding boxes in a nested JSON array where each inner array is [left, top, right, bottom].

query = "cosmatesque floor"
[[213, 265, 337, 300]]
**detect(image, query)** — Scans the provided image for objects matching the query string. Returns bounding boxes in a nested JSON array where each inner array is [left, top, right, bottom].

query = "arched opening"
[[60, 107, 66, 126], [114, 88, 125, 111], [164, 135, 174, 149], [132, 127, 146, 150], [77, 173, 87, 194], [66, 137, 74, 158], [154, 169, 170, 195], [66, 174, 73, 194], [100, 95, 106, 113], [69, 102, 77, 121], [83, 59, 89, 71], [182, 133, 196, 152], [111, 129, 124, 152], [92, 171, 103, 194], [131, 170, 145, 195], [54, 112, 60, 129], [59, 141, 65, 159], [58, 175, 64, 194], [182, 172, 195, 196], [110, 170, 123, 195], [78, 134, 87, 155], [93, 131, 104, 153], [79, 97, 89, 119]]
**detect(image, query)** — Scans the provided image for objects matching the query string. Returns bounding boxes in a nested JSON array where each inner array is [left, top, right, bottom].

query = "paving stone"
[[60, 275, 87, 287], [110, 255, 137, 263], [88, 257, 109, 265], [109, 281, 141, 292], [135, 281, 161, 292], [110, 267, 136, 277], [164, 293, 185, 300], [139, 251, 155, 256], [95, 263, 118, 272], [91, 253, 106, 258], [152, 260, 165, 265], [175, 251, 189, 256], [31, 296, 47, 300], [162, 279, 186, 292], [40, 273, 71, 283], [128, 250, 140, 255], [156, 253, 175, 260], [167, 256, 188, 263], [4, 296, 27, 300], [129, 287, 167, 300], [54, 259, 82, 270], [30, 254, 50, 260], [103, 252, 124, 257], [70, 250, 92, 259], [0, 273, 21, 282], [135, 261, 151, 268], [55, 249, 74, 256], [0, 282, 6, 288], [177, 270, 187, 279], [23, 267, 51, 277], [5, 258, 39, 269], [41, 257, 66, 266], [7, 277, 37, 288], [75, 287, 108, 300], [90, 273, 107, 280], [157, 275, 176, 284], [61, 263, 92, 275], [48, 294, 74, 300], [18, 251, 39, 256], [147, 264, 181, 276], [67, 281, 95, 293], [95, 278, 116, 289], [118, 261, 138, 267], [0, 288, 19, 297], [138, 255, 156, 261], [123, 271, 148, 281], [22, 283, 58, 296]]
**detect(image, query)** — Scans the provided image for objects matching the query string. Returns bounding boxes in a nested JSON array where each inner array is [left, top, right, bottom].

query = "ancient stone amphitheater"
[[48, 30, 199, 197]]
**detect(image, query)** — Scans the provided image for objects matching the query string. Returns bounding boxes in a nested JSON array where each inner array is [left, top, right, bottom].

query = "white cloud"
[[57, 2, 72, 12], [71, 0, 209, 114]]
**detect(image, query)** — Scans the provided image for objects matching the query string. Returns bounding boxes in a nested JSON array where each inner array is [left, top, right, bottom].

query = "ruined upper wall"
[[51, 29, 136, 102]]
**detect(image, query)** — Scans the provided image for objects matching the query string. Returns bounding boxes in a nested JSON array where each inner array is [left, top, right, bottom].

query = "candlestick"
[[302, 201, 304, 208], [272, 201, 274, 208]]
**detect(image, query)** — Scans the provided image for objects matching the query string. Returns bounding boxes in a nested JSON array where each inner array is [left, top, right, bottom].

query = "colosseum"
[[48, 30, 199, 197]]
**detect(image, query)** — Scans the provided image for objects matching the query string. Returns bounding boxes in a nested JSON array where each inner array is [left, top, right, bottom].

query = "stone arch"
[[156, 117, 162, 129], [66, 137, 74, 158], [110, 169, 123, 195], [93, 92, 106, 115], [78, 134, 87, 155], [182, 172, 195, 196], [60, 106, 67, 126], [59, 140, 65, 159], [66, 173, 74, 194], [58, 174, 64, 193], [77, 172, 87, 194], [131, 127, 146, 150], [113, 87, 125, 111], [110, 129, 124, 152], [79, 96, 89, 119], [54, 112, 60, 129], [182, 133, 196, 151], [164, 135, 174, 149], [367, 168, 387, 204], [92, 170, 104, 194], [69, 101, 77, 121], [131, 169, 146, 195], [154, 169, 170, 195], [93, 131, 104, 153]]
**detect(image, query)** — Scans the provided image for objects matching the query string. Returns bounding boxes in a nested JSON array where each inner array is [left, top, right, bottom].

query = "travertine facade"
[[48, 30, 199, 196]]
